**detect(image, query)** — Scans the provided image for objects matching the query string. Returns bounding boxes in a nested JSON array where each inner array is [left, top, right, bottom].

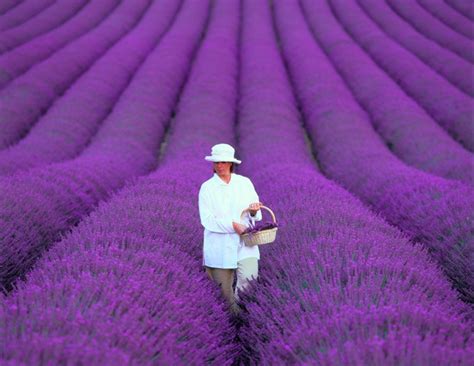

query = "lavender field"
[[0, 0, 473, 365]]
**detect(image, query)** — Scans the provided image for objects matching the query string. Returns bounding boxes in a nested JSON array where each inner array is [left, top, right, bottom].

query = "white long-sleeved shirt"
[[198, 173, 262, 268]]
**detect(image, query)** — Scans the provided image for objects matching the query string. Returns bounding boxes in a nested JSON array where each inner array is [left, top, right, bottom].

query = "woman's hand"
[[232, 221, 247, 235], [248, 202, 263, 216]]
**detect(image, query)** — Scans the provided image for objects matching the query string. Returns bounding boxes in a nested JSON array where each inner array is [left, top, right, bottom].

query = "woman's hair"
[[213, 163, 234, 173]]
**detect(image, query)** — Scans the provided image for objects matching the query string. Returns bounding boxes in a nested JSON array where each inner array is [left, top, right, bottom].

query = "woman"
[[198, 143, 262, 314]]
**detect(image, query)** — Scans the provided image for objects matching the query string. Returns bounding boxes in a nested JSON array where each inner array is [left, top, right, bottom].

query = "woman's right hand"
[[232, 221, 247, 235], [249, 202, 263, 216]]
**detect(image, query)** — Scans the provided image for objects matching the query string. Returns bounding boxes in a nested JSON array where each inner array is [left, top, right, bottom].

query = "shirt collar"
[[213, 173, 234, 186]]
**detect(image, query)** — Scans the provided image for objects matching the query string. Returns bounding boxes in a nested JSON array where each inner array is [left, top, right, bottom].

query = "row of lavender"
[[387, 0, 474, 63], [417, 0, 474, 39], [1, 0, 240, 363], [359, 0, 473, 96], [0, 0, 149, 149], [294, 0, 474, 303], [0, 0, 54, 31], [324, 0, 474, 152], [0, 0, 199, 291], [0, 0, 120, 89], [235, 1, 472, 364], [0, 0, 163, 176], [0, 0, 23, 18], [0, 0, 88, 54], [445, 0, 474, 22], [299, 0, 473, 185], [0, 2, 474, 174]]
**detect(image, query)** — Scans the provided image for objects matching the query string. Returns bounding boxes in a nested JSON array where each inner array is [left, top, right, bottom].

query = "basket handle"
[[240, 205, 276, 223]]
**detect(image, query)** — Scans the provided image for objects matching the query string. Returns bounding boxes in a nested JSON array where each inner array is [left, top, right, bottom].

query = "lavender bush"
[[233, 1, 473, 364], [418, 0, 474, 39], [300, 0, 474, 185], [0, 0, 87, 54], [0, 0, 208, 292], [0, 0, 54, 31], [0, 0, 150, 150], [0, 0, 181, 176], [278, 0, 474, 302], [386, 0, 474, 63], [0, 0, 22, 16], [328, 0, 474, 152], [0, 1, 244, 363], [442, 0, 474, 23], [357, 0, 473, 96], [0, 0, 120, 89], [0, 211, 237, 365], [417, 0, 474, 39]]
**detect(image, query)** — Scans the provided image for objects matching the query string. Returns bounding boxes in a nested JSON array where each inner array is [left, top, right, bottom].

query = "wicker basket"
[[240, 205, 278, 246]]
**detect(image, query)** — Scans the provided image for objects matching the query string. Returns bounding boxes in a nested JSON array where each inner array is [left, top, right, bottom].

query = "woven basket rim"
[[242, 227, 278, 245]]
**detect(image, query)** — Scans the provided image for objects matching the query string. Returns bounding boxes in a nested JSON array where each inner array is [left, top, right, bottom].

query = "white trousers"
[[234, 257, 258, 300]]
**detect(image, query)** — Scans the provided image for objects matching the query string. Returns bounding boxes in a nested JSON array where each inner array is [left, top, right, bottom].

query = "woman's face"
[[214, 161, 232, 176]]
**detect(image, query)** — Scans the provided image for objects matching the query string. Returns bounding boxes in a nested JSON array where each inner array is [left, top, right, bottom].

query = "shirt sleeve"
[[247, 180, 262, 222], [199, 186, 235, 233]]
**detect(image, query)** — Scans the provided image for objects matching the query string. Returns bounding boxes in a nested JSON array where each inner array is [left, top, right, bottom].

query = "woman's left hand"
[[233, 221, 247, 235]]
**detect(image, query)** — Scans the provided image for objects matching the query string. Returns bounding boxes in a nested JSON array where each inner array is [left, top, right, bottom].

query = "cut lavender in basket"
[[243, 221, 279, 235]]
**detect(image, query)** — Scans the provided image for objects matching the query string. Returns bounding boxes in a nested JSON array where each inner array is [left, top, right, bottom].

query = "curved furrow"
[[301, 0, 473, 185], [0, 0, 150, 150], [0, 0, 181, 176], [0, 0, 208, 293], [357, 0, 473, 96], [0, 0, 23, 16], [0, 0, 88, 55], [282, 0, 474, 303], [328, 0, 474, 152], [0, 0, 119, 90], [386, 0, 474, 63], [234, 0, 473, 364], [0, 1, 243, 364], [0, 0, 54, 31], [445, 0, 474, 21], [417, 0, 474, 40]]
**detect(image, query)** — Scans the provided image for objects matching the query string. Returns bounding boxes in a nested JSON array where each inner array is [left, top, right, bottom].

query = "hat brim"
[[205, 156, 241, 164]]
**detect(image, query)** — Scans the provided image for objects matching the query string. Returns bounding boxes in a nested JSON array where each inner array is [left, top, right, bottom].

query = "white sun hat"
[[205, 143, 241, 164]]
